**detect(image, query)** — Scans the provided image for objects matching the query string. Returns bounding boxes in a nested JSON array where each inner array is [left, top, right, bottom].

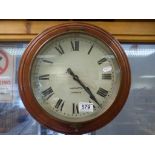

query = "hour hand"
[[67, 68, 89, 90], [67, 68, 81, 82], [67, 68, 76, 79]]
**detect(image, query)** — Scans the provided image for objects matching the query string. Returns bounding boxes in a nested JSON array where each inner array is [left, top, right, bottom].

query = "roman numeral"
[[88, 44, 94, 55], [55, 99, 64, 111], [97, 88, 108, 97], [39, 74, 50, 80], [42, 87, 54, 100], [55, 44, 64, 55], [98, 58, 107, 65], [71, 41, 79, 51], [102, 73, 112, 80], [42, 59, 53, 64], [72, 103, 79, 114]]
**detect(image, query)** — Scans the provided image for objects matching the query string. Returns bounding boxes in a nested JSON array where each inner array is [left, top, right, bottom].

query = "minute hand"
[[67, 68, 101, 106]]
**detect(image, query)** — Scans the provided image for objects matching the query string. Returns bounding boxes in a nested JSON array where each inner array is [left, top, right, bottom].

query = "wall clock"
[[18, 22, 131, 134]]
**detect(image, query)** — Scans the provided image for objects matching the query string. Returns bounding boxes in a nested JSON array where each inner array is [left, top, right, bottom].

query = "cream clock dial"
[[18, 23, 131, 134], [31, 33, 120, 123]]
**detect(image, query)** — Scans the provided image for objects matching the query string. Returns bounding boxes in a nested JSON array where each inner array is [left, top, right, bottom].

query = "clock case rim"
[[18, 22, 131, 134]]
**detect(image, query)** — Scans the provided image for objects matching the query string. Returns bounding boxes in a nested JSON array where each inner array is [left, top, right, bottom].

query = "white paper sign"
[[0, 49, 15, 103], [79, 102, 94, 112]]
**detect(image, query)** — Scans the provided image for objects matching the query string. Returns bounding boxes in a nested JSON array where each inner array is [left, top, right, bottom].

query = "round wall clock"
[[18, 22, 131, 134]]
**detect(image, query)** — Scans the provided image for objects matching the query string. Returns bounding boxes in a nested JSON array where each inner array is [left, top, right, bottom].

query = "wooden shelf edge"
[[0, 20, 155, 43], [0, 20, 155, 36], [115, 35, 155, 43], [0, 35, 36, 42], [0, 34, 155, 43]]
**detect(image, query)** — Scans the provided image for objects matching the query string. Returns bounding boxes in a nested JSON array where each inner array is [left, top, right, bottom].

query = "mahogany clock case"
[[18, 22, 131, 134]]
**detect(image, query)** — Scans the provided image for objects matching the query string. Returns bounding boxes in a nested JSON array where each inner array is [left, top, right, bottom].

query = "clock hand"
[[67, 68, 89, 92], [0, 56, 2, 61], [85, 86, 101, 107], [67, 68, 101, 107]]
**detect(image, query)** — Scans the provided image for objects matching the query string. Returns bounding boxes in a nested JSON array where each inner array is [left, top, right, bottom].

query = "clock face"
[[18, 23, 131, 134], [30, 33, 121, 123]]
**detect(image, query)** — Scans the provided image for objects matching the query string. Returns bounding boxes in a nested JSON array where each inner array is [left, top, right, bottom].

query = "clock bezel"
[[18, 22, 131, 134]]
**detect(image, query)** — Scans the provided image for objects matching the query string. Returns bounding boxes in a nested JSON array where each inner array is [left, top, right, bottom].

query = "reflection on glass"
[[0, 43, 155, 135], [123, 44, 155, 57], [0, 43, 40, 135], [96, 43, 155, 134]]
